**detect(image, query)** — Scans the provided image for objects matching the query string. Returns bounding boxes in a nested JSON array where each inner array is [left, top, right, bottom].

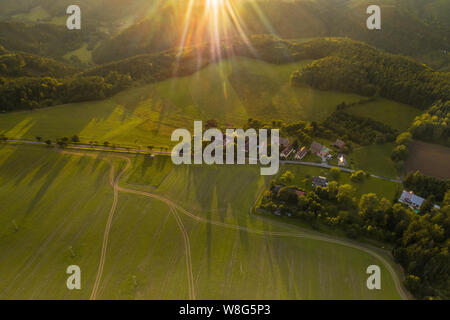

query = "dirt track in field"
[[62, 151, 410, 300]]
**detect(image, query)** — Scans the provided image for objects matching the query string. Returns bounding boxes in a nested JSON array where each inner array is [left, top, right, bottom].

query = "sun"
[[205, 0, 226, 11], [171, 0, 267, 69]]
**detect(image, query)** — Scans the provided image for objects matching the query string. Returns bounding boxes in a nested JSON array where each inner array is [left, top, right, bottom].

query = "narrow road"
[[7, 139, 402, 183]]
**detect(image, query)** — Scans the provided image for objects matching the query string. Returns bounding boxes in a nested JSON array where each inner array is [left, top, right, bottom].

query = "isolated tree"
[[391, 144, 408, 162], [350, 170, 365, 182], [359, 193, 383, 226], [35, 136, 42, 142], [71, 135, 80, 143]]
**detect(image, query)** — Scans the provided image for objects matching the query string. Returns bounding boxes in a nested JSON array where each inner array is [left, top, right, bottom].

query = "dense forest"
[[321, 111, 397, 146], [0, 72, 131, 111], [290, 43, 450, 109], [259, 170, 450, 299], [404, 171, 450, 203], [0, 51, 77, 78], [0, 21, 101, 60], [409, 100, 450, 146]]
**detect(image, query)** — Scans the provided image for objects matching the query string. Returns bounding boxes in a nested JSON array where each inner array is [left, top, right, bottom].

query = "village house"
[[333, 139, 346, 151], [294, 146, 308, 160], [310, 142, 332, 160], [398, 190, 440, 212], [279, 137, 290, 148], [312, 176, 328, 188], [337, 154, 347, 166], [280, 144, 294, 158]]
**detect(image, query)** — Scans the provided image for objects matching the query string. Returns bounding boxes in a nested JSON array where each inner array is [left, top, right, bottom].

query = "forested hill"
[[87, 37, 450, 109], [290, 39, 450, 109], [1, 36, 448, 114], [0, 21, 102, 60], [91, 0, 449, 67], [0, 51, 78, 78]]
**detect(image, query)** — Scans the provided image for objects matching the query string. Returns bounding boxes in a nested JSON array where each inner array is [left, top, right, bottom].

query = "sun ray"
[[168, 0, 274, 75]]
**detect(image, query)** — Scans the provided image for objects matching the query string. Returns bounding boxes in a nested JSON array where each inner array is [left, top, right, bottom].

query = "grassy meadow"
[[345, 99, 422, 132], [351, 143, 399, 179], [0, 57, 367, 148], [0, 144, 404, 299]]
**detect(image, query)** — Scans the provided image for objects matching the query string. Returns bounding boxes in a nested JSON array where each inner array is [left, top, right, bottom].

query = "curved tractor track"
[[64, 152, 409, 300]]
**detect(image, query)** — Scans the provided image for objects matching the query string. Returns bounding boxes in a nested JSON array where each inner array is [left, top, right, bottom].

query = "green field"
[[0, 144, 405, 299], [345, 99, 422, 132], [351, 143, 399, 179], [279, 164, 399, 202], [0, 57, 367, 149]]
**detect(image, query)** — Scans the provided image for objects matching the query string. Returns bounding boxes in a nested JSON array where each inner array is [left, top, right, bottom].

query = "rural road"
[[6, 139, 402, 183]]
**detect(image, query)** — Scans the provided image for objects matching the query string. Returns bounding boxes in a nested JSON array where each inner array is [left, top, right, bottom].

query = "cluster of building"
[[280, 138, 347, 166]]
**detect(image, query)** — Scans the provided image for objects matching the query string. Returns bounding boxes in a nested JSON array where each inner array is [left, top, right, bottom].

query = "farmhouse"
[[310, 141, 323, 155], [280, 145, 294, 158], [333, 139, 346, 150], [294, 146, 308, 160], [338, 154, 347, 166], [310, 142, 331, 160], [398, 190, 441, 212], [312, 176, 328, 188], [279, 137, 290, 148]]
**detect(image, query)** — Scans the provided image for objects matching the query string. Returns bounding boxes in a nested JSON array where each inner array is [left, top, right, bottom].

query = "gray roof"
[[399, 191, 424, 208]]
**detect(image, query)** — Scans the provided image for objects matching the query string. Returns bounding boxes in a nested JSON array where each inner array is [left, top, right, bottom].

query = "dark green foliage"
[[0, 21, 100, 60], [0, 52, 77, 77], [403, 171, 450, 203], [322, 111, 397, 145], [0, 72, 131, 111], [290, 41, 450, 109], [409, 101, 450, 146], [263, 172, 450, 299]]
